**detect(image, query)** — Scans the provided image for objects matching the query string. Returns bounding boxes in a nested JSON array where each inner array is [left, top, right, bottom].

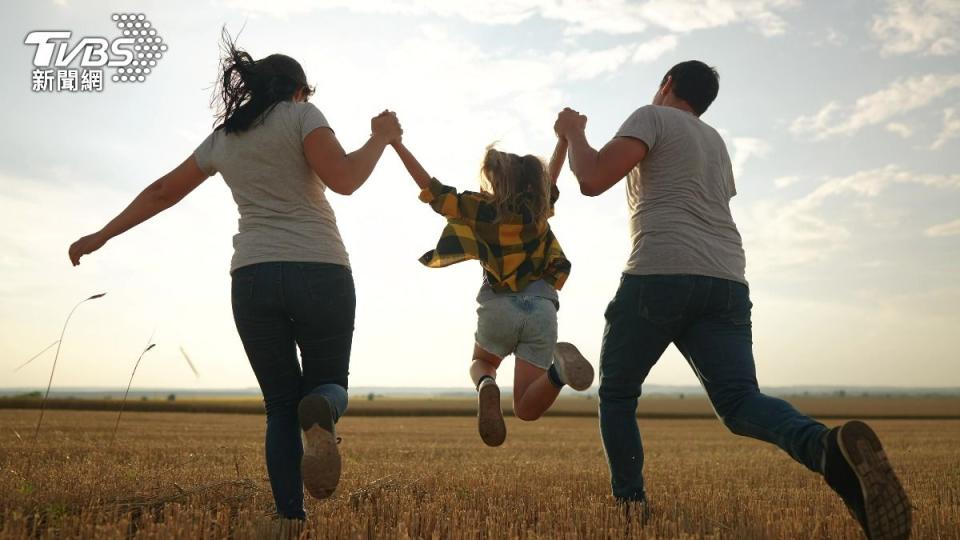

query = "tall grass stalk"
[[112, 338, 156, 443], [14, 340, 60, 372], [33, 292, 106, 439], [179, 346, 200, 377]]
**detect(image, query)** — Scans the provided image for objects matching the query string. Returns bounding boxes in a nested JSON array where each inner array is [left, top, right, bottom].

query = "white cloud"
[[773, 175, 800, 188], [740, 199, 850, 272], [871, 0, 960, 56], [741, 165, 960, 274], [814, 27, 847, 47], [790, 73, 960, 139], [885, 122, 913, 138], [797, 165, 960, 210], [560, 35, 677, 81], [637, 0, 798, 36], [931, 107, 960, 150], [788, 101, 840, 139], [632, 34, 679, 63], [214, 0, 316, 18], [218, 0, 799, 37], [561, 44, 636, 81], [730, 137, 770, 178], [925, 218, 960, 237]]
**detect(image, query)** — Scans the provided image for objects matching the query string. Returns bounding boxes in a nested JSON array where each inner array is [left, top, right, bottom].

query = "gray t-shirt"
[[615, 105, 746, 284], [193, 101, 350, 273]]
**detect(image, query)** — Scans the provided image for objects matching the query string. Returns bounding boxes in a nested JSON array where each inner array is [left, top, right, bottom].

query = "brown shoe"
[[298, 394, 341, 500], [553, 342, 595, 391], [477, 378, 506, 447], [824, 421, 912, 539]]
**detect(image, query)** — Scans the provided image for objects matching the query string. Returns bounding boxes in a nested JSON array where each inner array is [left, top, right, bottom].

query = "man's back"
[[616, 104, 746, 284]]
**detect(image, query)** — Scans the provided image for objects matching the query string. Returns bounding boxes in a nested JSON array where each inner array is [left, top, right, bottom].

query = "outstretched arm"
[[68, 155, 209, 266], [303, 111, 402, 195], [547, 137, 568, 184], [391, 141, 432, 190], [555, 108, 648, 197], [393, 141, 464, 219]]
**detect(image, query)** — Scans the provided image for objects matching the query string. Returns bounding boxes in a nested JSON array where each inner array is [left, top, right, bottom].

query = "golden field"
[[3, 395, 959, 419], [1, 407, 958, 539]]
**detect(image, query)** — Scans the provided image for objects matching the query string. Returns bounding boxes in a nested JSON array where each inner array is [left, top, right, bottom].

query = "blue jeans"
[[598, 274, 828, 502], [231, 262, 355, 519]]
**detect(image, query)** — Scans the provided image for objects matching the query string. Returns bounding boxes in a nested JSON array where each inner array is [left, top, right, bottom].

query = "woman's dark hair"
[[661, 60, 719, 116], [212, 28, 314, 134]]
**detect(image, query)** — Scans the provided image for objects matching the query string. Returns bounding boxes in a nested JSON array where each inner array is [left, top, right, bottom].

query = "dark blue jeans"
[[598, 274, 828, 502], [231, 261, 355, 519]]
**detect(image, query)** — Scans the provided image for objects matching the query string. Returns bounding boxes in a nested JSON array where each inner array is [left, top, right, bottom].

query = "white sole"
[[298, 395, 341, 500], [553, 342, 595, 391]]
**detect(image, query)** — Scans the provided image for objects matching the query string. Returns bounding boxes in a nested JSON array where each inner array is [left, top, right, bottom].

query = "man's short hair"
[[661, 60, 719, 116]]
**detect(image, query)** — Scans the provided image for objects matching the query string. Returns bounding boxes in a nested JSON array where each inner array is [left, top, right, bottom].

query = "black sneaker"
[[477, 377, 506, 447], [823, 421, 911, 539], [298, 394, 341, 500]]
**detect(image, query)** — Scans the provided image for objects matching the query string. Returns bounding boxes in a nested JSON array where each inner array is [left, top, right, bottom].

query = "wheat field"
[[1, 409, 958, 539]]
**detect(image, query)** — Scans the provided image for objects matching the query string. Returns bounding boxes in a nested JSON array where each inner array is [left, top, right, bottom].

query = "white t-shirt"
[[193, 101, 350, 273], [615, 105, 746, 284]]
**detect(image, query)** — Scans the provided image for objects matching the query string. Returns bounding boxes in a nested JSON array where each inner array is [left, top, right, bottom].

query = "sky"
[[1, 0, 958, 393]]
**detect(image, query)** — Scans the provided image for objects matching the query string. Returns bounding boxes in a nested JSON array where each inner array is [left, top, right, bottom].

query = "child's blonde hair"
[[480, 145, 551, 223]]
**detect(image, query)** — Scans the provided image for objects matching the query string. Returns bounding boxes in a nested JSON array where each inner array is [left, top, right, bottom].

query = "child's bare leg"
[[470, 343, 503, 387], [512, 359, 562, 421]]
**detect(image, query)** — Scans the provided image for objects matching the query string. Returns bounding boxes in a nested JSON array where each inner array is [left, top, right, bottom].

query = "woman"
[[68, 33, 402, 520]]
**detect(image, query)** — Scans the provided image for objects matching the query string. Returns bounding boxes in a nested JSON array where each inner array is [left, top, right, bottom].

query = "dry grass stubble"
[[0, 410, 957, 538]]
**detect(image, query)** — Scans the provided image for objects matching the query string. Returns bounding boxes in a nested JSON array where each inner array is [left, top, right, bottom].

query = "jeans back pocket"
[[637, 275, 694, 325], [725, 281, 753, 326], [231, 267, 257, 303]]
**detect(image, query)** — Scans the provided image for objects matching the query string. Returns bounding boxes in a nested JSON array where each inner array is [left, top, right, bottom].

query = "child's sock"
[[547, 364, 565, 389], [476, 374, 495, 391]]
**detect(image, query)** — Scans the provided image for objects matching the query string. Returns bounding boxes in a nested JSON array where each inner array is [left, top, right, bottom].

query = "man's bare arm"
[[567, 133, 648, 197], [554, 107, 648, 196]]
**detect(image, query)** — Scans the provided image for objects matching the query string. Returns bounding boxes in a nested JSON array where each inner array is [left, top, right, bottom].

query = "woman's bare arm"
[[303, 112, 402, 195], [68, 155, 209, 266]]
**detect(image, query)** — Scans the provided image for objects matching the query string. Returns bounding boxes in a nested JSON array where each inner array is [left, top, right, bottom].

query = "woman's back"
[[194, 100, 350, 272]]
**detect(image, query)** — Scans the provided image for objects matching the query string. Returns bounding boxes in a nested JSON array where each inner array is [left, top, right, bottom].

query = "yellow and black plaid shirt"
[[418, 178, 571, 293]]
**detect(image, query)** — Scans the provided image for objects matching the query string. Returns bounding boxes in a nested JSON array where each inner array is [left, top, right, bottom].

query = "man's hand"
[[372, 110, 403, 145], [69, 231, 107, 266], [554, 107, 587, 138]]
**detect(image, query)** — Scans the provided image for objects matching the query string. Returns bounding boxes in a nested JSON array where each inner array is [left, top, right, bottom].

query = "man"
[[554, 60, 911, 539]]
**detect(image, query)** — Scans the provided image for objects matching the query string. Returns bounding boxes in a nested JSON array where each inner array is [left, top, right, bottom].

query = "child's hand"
[[372, 110, 403, 145]]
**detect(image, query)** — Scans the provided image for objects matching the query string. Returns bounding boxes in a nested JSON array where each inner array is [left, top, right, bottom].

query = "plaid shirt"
[[418, 177, 571, 292]]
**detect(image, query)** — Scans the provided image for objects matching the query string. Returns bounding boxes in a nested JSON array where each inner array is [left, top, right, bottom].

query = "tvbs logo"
[[25, 13, 167, 92]]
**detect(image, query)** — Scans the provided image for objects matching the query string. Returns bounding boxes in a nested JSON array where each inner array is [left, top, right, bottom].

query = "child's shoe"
[[477, 377, 506, 447], [553, 342, 595, 391]]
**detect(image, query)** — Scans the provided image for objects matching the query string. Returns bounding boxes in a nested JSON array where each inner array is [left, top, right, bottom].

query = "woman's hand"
[[371, 110, 402, 145], [69, 231, 107, 266], [554, 107, 588, 138]]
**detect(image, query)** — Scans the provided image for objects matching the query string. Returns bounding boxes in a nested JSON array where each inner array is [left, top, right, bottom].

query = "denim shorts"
[[475, 295, 558, 369]]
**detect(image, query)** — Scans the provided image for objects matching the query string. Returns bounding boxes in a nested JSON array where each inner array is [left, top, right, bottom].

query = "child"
[[391, 135, 594, 446]]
